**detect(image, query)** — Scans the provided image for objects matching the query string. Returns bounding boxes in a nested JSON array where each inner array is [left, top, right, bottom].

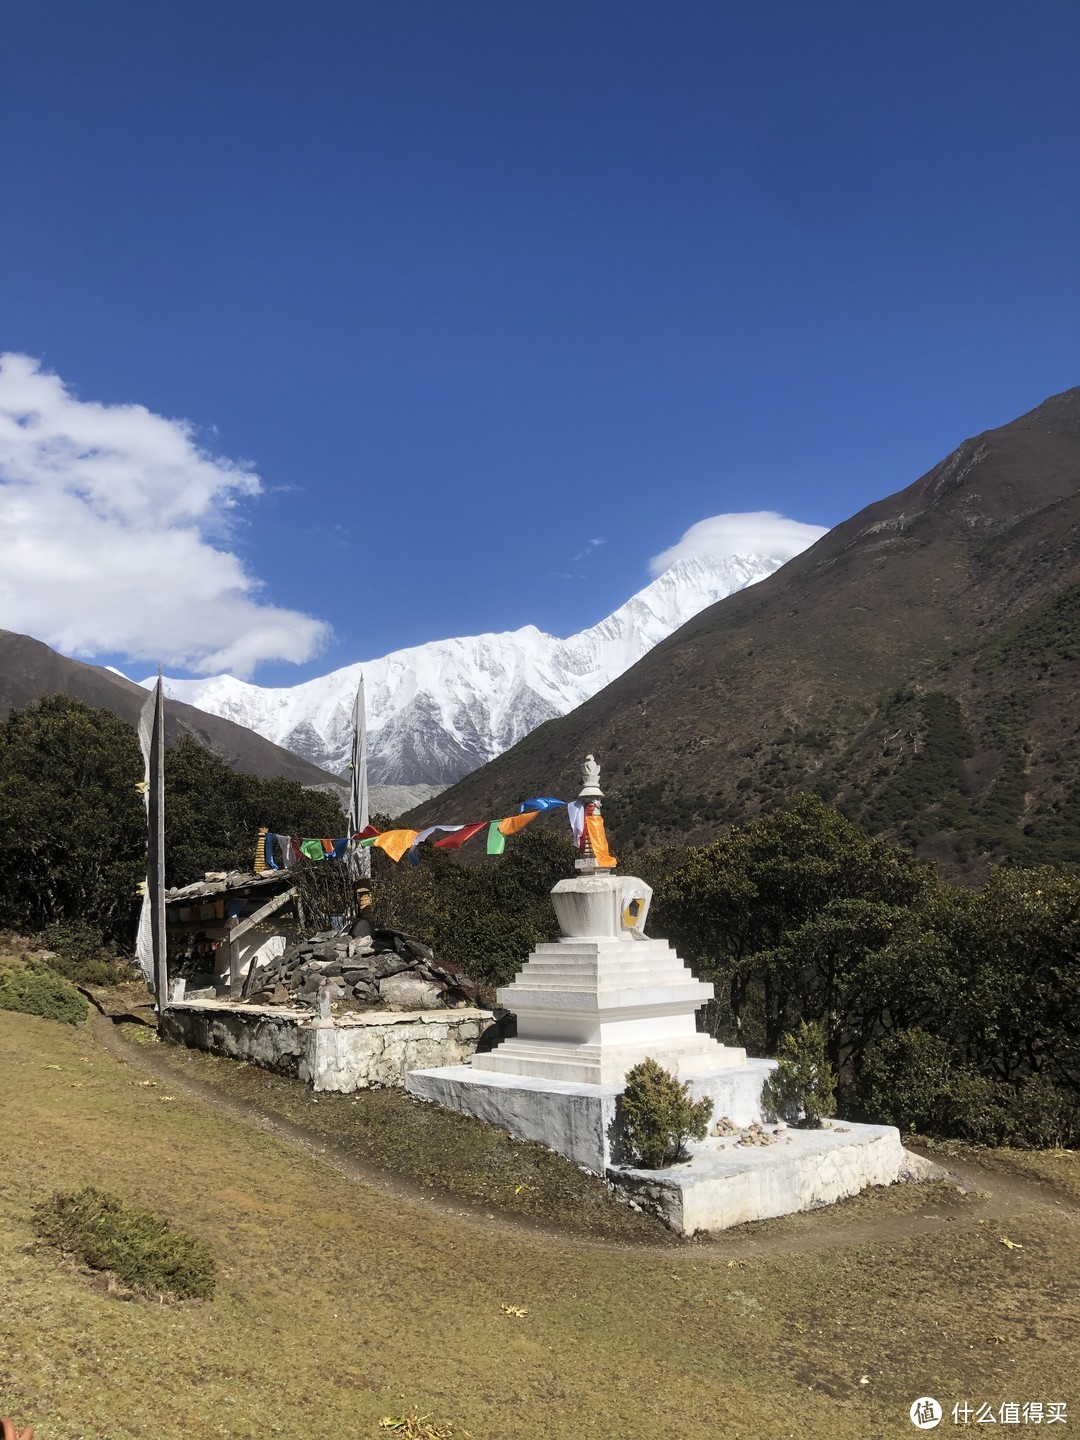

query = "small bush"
[[620, 1057, 713, 1168], [1006, 1074, 1078, 1149], [934, 1070, 1013, 1146], [766, 1020, 836, 1128], [853, 1029, 954, 1132], [42, 919, 132, 987], [32, 1186, 216, 1300], [854, 1033, 1078, 1148], [0, 961, 87, 1025]]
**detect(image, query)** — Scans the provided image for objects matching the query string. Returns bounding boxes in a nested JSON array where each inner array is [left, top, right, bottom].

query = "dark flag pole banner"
[[138, 673, 169, 1009], [347, 675, 370, 880]]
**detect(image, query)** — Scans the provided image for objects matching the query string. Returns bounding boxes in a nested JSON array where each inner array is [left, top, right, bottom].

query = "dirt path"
[[92, 1012, 1078, 1261]]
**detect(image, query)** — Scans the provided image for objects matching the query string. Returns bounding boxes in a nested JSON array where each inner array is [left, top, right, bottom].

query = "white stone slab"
[[405, 1059, 777, 1173], [162, 1001, 495, 1091], [612, 1121, 916, 1234]]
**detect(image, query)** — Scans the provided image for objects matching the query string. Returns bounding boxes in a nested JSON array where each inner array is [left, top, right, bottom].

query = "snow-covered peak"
[[152, 553, 784, 785]]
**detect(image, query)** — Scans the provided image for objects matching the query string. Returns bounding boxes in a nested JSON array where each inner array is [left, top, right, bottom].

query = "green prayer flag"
[[300, 838, 325, 861], [486, 822, 506, 856]]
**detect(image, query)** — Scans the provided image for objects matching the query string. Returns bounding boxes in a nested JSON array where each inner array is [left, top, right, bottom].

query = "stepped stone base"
[[614, 1121, 941, 1235], [477, 928, 746, 1085], [404, 1060, 776, 1173]]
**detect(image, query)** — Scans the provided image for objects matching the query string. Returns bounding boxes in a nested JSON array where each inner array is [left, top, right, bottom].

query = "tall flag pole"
[[138, 672, 169, 1012], [347, 675, 370, 879]]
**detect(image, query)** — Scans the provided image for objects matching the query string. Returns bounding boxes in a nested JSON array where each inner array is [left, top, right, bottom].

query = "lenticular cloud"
[[0, 354, 329, 677], [648, 511, 827, 577]]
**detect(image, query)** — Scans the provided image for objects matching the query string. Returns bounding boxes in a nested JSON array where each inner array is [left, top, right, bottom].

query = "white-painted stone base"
[[474, 873, 746, 1085], [162, 1000, 495, 1092], [613, 1121, 928, 1235], [404, 1059, 777, 1173]]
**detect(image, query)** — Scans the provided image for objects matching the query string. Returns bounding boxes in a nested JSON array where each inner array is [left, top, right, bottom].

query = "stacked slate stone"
[[243, 926, 479, 1010]]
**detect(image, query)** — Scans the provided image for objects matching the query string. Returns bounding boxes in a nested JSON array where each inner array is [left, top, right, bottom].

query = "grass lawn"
[[1, 1010, 1077, 1440]]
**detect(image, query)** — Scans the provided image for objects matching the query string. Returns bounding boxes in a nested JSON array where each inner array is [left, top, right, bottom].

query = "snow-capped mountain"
[[151, 554, 785, 786]]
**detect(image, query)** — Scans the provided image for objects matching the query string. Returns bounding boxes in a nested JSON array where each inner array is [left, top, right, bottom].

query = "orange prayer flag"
[[584, 814, 617, 868], [373, 829, 419, 863], [498, 811, 540, 837]]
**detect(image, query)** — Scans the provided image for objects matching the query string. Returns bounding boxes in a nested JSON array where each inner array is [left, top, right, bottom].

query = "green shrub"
[[933, 1070, 1011, 1146], [766, 1020, 836, 1128], [936, 1071, 1079, 1148], [853, 1029, 954, 1132], [0, 961, 87, 1025], [42, 919, 132, 987], [619, 1057, 713, 1169], [1006, 1074, 1078, 1149], [32, 1186, 216, 1300], [854, 1033, 1078, 1147]]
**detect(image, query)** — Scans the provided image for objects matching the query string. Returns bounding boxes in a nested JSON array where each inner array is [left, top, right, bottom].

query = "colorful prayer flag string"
[[258, 793, 608, 869]]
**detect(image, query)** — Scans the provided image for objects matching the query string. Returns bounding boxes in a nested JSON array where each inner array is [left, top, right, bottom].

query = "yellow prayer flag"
[[373, 829, 420, 863]]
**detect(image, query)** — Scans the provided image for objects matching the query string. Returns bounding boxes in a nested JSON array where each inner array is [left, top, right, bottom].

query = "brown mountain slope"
[[0, 630, 344, 787], [408, 386, 1080, 873]]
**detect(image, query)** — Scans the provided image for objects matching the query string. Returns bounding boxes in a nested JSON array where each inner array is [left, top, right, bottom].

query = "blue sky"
[[1, 0, 1077, 682]]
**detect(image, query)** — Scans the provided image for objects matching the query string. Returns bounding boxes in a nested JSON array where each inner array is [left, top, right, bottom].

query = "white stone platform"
[[162, 999, 495, 1092], [612, 1120, 934, 1235], [406, 1059, 777, 1173]]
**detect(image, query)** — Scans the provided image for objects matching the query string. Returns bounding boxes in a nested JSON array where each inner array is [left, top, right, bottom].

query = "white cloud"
[[649, 510, 827, 577], [0, 354, 330, 677]]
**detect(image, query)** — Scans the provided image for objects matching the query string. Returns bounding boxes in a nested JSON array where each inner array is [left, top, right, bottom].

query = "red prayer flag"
[[433, 822, 486, 850]]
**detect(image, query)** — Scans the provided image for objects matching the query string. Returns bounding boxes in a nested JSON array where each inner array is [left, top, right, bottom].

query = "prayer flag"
[[433, 822, 486, 850], [486, 822, 506, 856], [498, 811, 540, 837], [413, 825, 463, 847], [584, 814, 617, 868], [519, 796, 566, 813], [373, 829, 420, 863]]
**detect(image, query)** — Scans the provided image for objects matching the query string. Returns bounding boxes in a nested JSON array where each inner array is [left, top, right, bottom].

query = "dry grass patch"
[[921, 1138, 1080, 1202], [1, 1010, 1077, 1440], [146, 1041, 671, 1241]]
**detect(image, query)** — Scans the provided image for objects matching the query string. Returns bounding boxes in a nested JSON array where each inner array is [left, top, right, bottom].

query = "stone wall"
[[161, 1000, 496, 1092]]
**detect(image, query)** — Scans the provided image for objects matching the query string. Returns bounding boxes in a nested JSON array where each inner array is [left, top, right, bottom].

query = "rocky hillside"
[[408, 387, 1080, 875]]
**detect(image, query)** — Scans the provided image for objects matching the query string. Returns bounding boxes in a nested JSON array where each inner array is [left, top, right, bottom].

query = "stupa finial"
[[579, 753, 602, 800], [575, 754, 608, 872]]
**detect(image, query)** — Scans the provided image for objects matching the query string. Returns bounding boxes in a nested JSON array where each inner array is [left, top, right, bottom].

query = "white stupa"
[[407, 755, 766, 1173], [407, 755, 933, 1233], [471, 755, 745, 1084]]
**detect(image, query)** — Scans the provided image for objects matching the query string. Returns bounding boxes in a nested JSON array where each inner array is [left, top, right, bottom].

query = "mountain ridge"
[[405, 386, 1080, 874], [153, 551, 797, 786], [0, 629, 344, 788]]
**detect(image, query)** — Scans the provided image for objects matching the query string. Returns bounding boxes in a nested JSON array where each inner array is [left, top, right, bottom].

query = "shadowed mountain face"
[[0, 631, 344, 788], [408, 387, 1080, 874]]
